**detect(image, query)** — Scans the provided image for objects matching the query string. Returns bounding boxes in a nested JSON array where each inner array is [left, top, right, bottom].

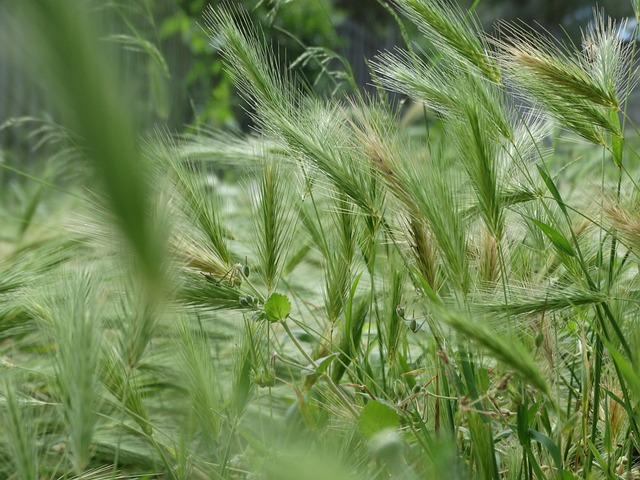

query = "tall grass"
[[1, 0, 640, 479]]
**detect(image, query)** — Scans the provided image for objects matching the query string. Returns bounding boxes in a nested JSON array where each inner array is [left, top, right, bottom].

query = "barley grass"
[[3, 0, 640, 478]]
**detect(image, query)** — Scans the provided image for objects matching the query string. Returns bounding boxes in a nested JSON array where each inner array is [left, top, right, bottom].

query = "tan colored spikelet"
[[409, 218, 438, 290], [607, 382, 626, 447], [603, 199, 640, 252], [478, 226, 499, 284], [171, 232, 228, 277]]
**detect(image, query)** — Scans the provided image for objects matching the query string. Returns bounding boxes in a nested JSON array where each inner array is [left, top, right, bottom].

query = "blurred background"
[[0, 0, 635, 168]]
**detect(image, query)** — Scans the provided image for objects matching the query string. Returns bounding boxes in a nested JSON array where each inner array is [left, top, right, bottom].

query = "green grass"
[[1, 0, 640, 478]]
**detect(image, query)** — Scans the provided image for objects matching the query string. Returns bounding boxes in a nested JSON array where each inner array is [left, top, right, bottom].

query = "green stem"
[[281, 318, 359, 418], [586, 335, 603, 478]]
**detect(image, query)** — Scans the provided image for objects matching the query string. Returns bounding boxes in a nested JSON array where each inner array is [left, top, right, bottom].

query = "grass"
[[1, 0, 640, 478]]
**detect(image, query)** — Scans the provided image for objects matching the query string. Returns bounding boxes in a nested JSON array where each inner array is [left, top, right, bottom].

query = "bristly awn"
[[202, 256, 250, 287]]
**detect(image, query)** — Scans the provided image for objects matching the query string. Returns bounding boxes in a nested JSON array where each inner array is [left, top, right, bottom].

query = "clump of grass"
[[2, 378, 39, 480], [392, 0, 501, 83], [4, 0, 640, 478], [496, 13, 631, 147], [251, 157, 300, 294], [35, 271, 103, 474]]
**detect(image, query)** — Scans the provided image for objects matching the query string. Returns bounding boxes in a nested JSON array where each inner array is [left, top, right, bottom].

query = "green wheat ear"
[[251, 156, 299, 294], [4, 0, 640, 477], [496, 12, 630, 146], [393, 0, 501, 83], [36, 271, 103, 475], [2, 379, 39, 480]]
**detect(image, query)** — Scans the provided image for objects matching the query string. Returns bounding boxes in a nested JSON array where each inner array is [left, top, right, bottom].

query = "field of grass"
[[1, 0, 640, 478]]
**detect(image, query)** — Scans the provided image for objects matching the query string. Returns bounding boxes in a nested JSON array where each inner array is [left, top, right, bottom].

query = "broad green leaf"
[[525, 446, 547, 480], [559, 472, 581, 480], [587, 439, 610, 477], [301, 353, 338, 376], [438, 310, 549, 395], [529, 429, 563, 474], [344, 272, 363, 339], [411, 266, 442, 306], [359, 400, 400, 438], [493, 429, 513, 443], [516, 403, 529, 446], [601, 336, 640, 401], [529, 218, 575, 257], [263, 292, 291, 322], [536, 166, 568, 217]]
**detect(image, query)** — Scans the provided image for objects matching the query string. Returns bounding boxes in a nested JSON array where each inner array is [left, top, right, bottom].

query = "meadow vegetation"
[[1, 0, 640, 478]]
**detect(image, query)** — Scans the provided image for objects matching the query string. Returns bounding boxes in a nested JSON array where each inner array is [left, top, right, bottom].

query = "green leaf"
[[587, 439, 610, 477], [263, 293, 292, 322], [529, 429, 563, 474], [559, 472, 581, 480], [528, 218, 575, 257], [301, 353, 338, 376], [525, 446, 547, 480], [344, 272, 363, 341], [358, 400, 400, 438], [536, 166, 568, 217], [600, 336, 640, 401], [516, 402, 530, 446], [411, 266, 442, 306], [610, 110, 623, 167], [439, 310, 549, 395]]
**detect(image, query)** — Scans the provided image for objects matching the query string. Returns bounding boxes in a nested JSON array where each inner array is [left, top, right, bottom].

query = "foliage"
[[158, 0, 347, 129], [2, 0, 640, 479]]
